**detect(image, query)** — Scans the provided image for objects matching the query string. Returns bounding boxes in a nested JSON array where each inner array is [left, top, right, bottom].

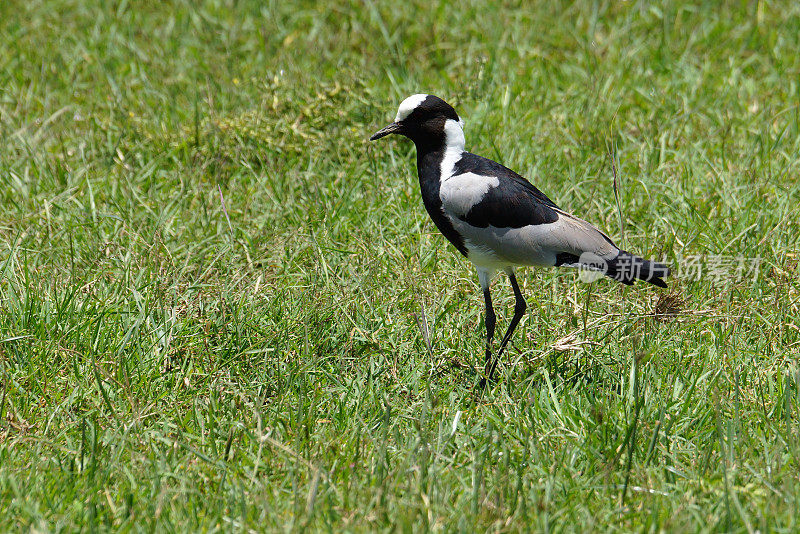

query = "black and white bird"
[[370, 94, 670, 388]]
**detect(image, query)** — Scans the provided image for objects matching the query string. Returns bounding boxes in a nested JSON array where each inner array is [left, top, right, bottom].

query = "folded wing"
[[440, 153, 669, 286]]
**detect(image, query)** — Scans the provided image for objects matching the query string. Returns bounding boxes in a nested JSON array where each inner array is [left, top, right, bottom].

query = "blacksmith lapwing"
[[370, 94, 670, 389]]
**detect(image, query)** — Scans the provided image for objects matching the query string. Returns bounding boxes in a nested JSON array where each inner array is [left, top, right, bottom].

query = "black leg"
[[485, 271, 527, 384], [478, 286, 496, 390]]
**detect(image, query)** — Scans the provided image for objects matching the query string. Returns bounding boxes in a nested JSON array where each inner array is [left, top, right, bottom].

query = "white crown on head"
[[394, 94, 429, 122]]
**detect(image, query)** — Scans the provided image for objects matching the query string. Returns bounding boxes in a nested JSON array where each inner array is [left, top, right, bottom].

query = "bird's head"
[[370, 94, 464, 151]]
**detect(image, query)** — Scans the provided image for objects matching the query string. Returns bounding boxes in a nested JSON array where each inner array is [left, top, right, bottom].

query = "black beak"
[[369, 122, 402, 141]]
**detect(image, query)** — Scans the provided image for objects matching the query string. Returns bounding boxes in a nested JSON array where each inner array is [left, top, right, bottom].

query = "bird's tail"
[[603, 250, 670, 288]]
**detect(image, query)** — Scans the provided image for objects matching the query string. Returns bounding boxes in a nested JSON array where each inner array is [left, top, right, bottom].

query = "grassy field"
[[2, 0, 800, 531]]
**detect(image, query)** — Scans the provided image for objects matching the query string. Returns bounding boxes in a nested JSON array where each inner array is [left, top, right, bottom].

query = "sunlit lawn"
[[1, 1, 800, 531]]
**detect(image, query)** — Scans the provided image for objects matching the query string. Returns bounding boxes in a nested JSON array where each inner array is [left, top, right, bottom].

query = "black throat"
[[414, 142, 468, 257]]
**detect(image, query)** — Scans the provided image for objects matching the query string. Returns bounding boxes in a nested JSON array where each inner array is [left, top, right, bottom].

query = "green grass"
[[2, 0, 800, 530]]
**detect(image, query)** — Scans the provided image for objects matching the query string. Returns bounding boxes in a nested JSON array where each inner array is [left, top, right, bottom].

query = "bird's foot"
[[471, 373, 496, 401]]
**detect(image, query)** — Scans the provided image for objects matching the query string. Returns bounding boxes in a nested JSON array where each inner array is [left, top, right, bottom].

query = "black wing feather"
[[452, 153, 560, 228]]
